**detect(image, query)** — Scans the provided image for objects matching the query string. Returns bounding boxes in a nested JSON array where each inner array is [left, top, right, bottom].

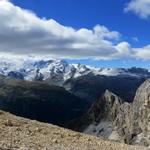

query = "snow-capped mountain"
[[0, 58, 150, 86], [0, 58, 92, 86]]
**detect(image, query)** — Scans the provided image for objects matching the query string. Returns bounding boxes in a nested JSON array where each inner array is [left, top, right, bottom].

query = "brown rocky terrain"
[[0, 110, 149, 150]]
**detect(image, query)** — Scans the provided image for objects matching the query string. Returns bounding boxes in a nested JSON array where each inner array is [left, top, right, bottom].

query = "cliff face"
[[83, 90, 131, 143], [88, 90, 123, 122], [131, 79, 150, 146], [0, 110, 148, 150], [118, 79, 150, 146], [75, 79, 150, 147]]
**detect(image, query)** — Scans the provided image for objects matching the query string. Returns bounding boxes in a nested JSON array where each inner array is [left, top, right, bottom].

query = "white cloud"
[[134, 45, 150, 59], [116, 42, 132, 57], [93, 25, 121, 40], [0, 0, 9, 1], [0, 0, 149, 61], [124, 0, 150, 19], [0, 0, 128, 60]]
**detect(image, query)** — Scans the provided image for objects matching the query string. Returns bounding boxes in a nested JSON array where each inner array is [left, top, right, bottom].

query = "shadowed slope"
[[0, 77, 87, 126]]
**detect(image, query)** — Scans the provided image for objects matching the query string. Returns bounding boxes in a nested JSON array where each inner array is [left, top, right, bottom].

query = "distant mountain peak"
[[0, 59, 150, 86]]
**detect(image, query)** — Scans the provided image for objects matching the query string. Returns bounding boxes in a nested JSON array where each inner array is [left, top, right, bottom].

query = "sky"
[[0, 0, 150, 67]]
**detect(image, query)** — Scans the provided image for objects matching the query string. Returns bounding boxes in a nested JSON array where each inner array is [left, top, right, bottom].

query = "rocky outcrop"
[[130, 79, 150, 146], [78, 79, 150, 147], [113, 101, 132, 144], [83, 90, 130, 142], [116, 79, 150, 146], [87, 90, 123, 122]]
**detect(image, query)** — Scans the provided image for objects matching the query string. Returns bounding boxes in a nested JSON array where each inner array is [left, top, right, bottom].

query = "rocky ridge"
[[0, 58, 148, 103], [72, 79, 150, 147]]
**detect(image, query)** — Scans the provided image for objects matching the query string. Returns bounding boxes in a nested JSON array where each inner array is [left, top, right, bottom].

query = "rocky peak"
[[86, 90, 123, 123], [106, 79, 150, 146], [109, 79, 150, 146], [104, 90, 123, 107], [81, 90, 126, 142], [101, 90, 123, 121]]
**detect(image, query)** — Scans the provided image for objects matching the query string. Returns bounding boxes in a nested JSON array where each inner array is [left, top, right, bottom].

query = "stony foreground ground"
[[0, 110, 149, 150]]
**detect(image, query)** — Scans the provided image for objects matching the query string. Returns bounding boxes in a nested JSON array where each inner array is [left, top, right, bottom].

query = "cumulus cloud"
[[124, 0, 150, 19], [0, 0, 128, 60], [0, 0, 149, 60], [134, 45, 150, 59]]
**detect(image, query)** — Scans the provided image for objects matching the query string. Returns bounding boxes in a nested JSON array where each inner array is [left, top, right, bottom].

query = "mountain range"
[[0, 58, 150, 84], [0, 58, 149, 103]]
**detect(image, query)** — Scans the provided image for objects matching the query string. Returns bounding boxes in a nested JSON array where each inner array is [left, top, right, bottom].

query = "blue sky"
[[1, 0, 150, 67]]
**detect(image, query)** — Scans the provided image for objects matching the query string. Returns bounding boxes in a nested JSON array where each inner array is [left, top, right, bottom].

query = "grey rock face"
[[88, 90, 123, 122], [114, 102, 132, 144], [114, 79, 150, 145], [79, 90, 132, 143], [83, 90, 124, 141], [78, 79, 150, 147], [131, 79, 150, 146]]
